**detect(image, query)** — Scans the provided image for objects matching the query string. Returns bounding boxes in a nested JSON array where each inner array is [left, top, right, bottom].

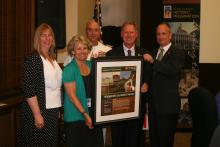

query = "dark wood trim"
[[0, 0, 35, 93], [0, 94, 23, 146]]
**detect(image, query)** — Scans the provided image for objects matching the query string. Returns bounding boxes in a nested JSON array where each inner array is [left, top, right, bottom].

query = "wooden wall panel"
[[0, 0, 35, 93]]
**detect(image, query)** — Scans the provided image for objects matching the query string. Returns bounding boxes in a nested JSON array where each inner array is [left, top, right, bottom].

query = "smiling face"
[[39, 29, 53, 53], [156, 24, 172, 47], [86, 20, 101, 46], [33, 23, 56, 58], [121, 24, 138, 48], [73, 41, 89, 62]]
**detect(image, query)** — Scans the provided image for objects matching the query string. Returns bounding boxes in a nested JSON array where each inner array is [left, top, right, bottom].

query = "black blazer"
[[188, 87, 218, 147], [22, 51, 46, 110], [149, 44, 185, 114]]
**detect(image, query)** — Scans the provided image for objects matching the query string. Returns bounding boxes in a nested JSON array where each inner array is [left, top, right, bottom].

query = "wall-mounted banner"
[[162, 0, 200, 129]]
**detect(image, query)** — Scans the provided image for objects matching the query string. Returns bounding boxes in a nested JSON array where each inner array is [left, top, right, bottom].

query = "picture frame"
[[164, 5, 172, 19], [93, 57, 143, 124]]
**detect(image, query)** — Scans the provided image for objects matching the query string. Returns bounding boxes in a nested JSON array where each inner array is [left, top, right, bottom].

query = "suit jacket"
[[22, 51, 46, 111], [210, 124, 220, 147], [149, 44, 185, 114], [106, 44, 150, 147], [188, 87, 218, 147]]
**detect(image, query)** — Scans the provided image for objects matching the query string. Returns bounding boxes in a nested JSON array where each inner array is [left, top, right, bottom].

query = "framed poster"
[[94, 57, 142, 124]]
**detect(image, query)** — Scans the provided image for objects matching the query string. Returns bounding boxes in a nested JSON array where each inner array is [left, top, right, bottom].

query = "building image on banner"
[[162, 1, 200, 128]]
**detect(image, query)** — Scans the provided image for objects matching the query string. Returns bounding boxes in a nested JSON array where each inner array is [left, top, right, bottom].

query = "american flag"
[[93, 0, 102, 27]]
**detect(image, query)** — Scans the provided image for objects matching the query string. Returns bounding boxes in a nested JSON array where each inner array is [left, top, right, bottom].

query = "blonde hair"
[[33, 23, 56, 59], [67, 35, 92, 56]]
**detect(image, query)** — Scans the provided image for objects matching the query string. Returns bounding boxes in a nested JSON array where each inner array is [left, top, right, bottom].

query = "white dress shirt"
[[41, 56, 62, 109], [123, 44, 135, 56], [156, 42, 172, 59]]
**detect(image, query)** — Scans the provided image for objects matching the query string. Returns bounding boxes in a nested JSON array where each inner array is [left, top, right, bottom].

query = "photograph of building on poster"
[[168, 22, 200, 128], [162, 1, 200, 129], [168, 22, 199, 98], [101, 66, 136, 115]]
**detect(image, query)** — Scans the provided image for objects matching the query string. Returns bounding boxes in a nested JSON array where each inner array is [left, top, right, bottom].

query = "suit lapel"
[[119, 45, 141, 56], [161, 44, 174, 61], [134, 46, 141, 56], [119, 45, 126, 56]]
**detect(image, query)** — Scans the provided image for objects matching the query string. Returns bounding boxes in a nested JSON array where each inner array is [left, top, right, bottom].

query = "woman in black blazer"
[[19, 23, 62, 146]]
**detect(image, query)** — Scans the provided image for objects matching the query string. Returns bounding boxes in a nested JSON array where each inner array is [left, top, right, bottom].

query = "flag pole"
[[97, 0, 100, 25]]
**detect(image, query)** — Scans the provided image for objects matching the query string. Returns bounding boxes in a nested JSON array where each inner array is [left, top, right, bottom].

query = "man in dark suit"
[[144, 23, 185, 147], [106, 21, 150, 147]]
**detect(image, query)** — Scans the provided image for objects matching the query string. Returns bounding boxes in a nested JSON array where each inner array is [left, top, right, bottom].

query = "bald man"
[[144, 23, 185, 147], [86, 20, 111, 60], [63, 20, 111, 66]]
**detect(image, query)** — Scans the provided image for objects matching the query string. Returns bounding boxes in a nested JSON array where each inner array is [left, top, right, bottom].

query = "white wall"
[[200, 0, 220, 63], [57, 0, 95, 63], [102, 0, 140, 43], [102, 0, 140, 27], [57, 0, 78, 63], [78, 0, 96, 36]]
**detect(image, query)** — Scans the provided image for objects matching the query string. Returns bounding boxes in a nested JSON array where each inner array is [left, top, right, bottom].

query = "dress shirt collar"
[[123, 43, 135, 56], [160, 42, 172, 53]]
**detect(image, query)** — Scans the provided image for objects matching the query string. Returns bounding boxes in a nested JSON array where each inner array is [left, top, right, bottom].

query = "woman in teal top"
[[62, 35, 103, 147]]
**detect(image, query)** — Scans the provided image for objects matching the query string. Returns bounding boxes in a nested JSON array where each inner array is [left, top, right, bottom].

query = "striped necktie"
[[157, 48, 164, 61]]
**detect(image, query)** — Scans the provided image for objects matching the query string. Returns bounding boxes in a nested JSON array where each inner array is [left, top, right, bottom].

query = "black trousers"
[[111, 99, 147, 147], [65, 121, 103, 147], [148, 108, 178, 147], [111, 119, 140, 147]]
